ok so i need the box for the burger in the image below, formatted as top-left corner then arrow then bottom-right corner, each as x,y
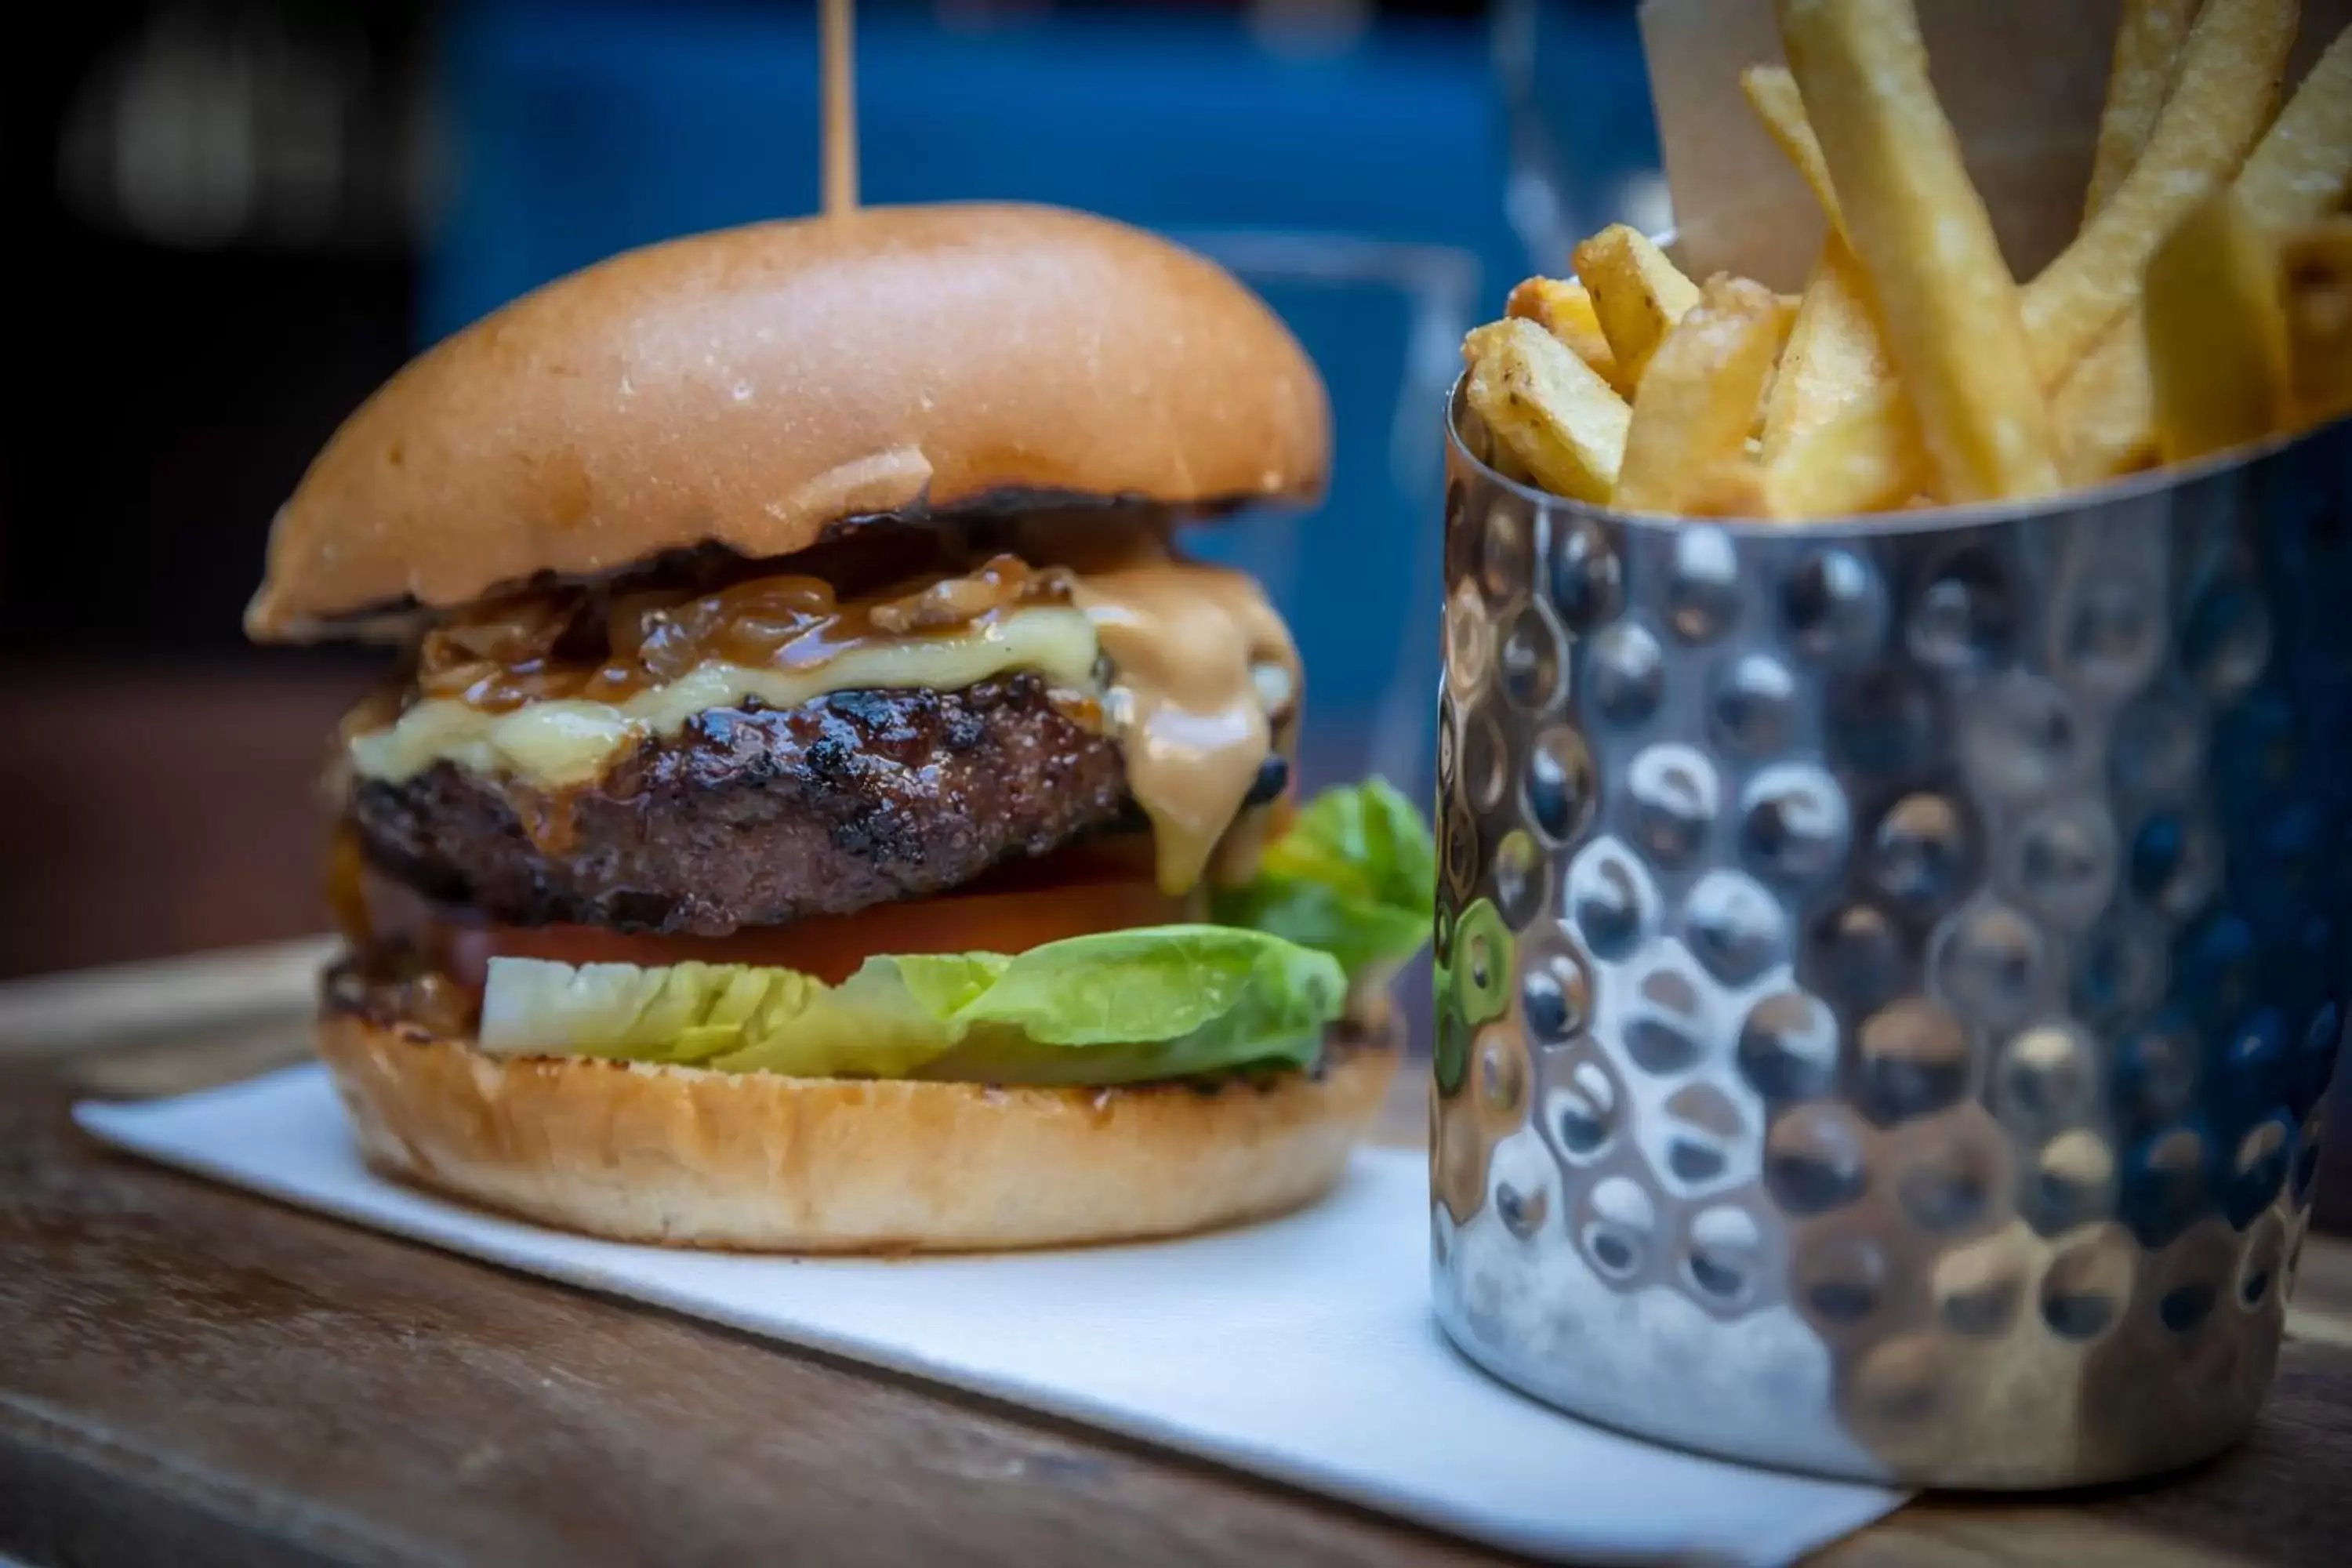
247,203 -> 1432,1251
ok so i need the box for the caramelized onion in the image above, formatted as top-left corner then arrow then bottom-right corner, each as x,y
412,556 -> 1076,713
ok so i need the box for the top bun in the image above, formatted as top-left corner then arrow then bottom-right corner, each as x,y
247,203 -> 1329,640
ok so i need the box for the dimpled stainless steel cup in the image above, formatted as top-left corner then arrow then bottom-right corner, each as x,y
1430,389 -> 2350,1487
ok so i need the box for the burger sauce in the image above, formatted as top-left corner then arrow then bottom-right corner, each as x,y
350,539 -> 1301,898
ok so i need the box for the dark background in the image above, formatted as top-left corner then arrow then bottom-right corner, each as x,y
7,0 -> 426,974
0,0 -> 1659,978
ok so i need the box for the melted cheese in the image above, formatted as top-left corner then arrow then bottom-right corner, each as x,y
345,539 -> 1301,896
1071,562 -> 1299,894
349,606 -> 1101,789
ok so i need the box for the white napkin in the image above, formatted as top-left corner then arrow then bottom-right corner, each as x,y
78,1066 -> 1900,1565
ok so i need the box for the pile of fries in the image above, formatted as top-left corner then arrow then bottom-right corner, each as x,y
1465,0 -> 2352,521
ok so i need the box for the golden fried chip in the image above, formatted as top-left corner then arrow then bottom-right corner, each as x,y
2238,26 -> 2352,231
2088,1 -> 2203,220
1615,276 -> 1791,514
2144,188 -> 2294,463
1763,376 -> 1932,517
1573,226 -> 1704,391
1777,0 -> 2060,503
2053,314 -> 2161,485
1762,238 -> 1896,458
1740,68 -> 1892,459
1507,277 -> 1624,390
2281,217 -> 2352,426
2024,0 -> 2299,387
1740,64 -> 1846,233
1462,319 -> 1632,505
1685,459 -> 1773,519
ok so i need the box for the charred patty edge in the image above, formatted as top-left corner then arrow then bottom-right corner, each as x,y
345,673 -> 1133,935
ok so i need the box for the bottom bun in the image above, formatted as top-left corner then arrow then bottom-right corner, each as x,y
318,1011 -> 1402,1252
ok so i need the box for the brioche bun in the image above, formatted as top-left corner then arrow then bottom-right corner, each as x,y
249,203 -> 1329,639
318,1009 -> 1399,1252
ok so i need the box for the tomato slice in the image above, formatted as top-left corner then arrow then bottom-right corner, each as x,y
450,876 -> 1199,987
350,838 -> 1198,990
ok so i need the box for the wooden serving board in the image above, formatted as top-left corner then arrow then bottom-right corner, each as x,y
3,942 -> 2349,1566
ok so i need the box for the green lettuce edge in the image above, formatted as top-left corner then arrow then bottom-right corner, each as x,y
475,779 -> 1434,1085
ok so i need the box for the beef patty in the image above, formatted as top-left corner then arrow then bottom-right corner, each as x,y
347,674 -> 1133,935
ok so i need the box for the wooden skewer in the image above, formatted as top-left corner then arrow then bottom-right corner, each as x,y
822,0 -> 858,216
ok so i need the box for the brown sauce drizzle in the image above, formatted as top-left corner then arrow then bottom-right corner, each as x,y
362,516 -> 1301,897
416,553 -> 1075,713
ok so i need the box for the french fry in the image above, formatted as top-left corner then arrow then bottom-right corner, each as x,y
1573,226 -> 1704,391
2047,24 -> 2351,487
1777,0 -> 2061,503
1686,460 -> 1773,519
1488,434 -> 1541,489
1461,319 -> 1632,505
2281,217 -> 2352,426
2238,26 -> 2352,231
2144,188 -> 2294,463
1751,205 -> 1929,521
1763,376 -> 1933,518
2023,0 -> 2299,388
2053,314 -> 2161,485
1740,65 -> 1846,233
1762,238 -> 1896,458
1615,277 -> 1790,514
2058,27 -> 2352,477
1752,299 -> 1803,439
1507,277 -> 1623,391
1741,68 -> 1913,482
1467,1 -> 2336,524
2087,0 -> 2203,220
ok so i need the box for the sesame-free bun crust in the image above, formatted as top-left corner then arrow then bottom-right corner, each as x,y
249,203 -> 1329,639
317,1010 -> 1399,1252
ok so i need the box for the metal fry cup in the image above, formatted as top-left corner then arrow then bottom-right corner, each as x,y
1430,389 -> 2350,1487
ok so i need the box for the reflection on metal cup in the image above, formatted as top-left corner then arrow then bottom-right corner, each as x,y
1431,383 -> 2349,1487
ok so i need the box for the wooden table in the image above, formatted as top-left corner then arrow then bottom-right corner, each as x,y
3,949 -> 2347,1567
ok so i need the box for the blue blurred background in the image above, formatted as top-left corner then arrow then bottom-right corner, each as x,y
5,0 -> 1664,976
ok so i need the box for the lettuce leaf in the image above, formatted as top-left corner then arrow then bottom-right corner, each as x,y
1214,778 -> 1436,988
475,956 -> 979,1077
914,927 -> 1344,1083
472,781 -> 1431,1085
478,927 -> 1344,1085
